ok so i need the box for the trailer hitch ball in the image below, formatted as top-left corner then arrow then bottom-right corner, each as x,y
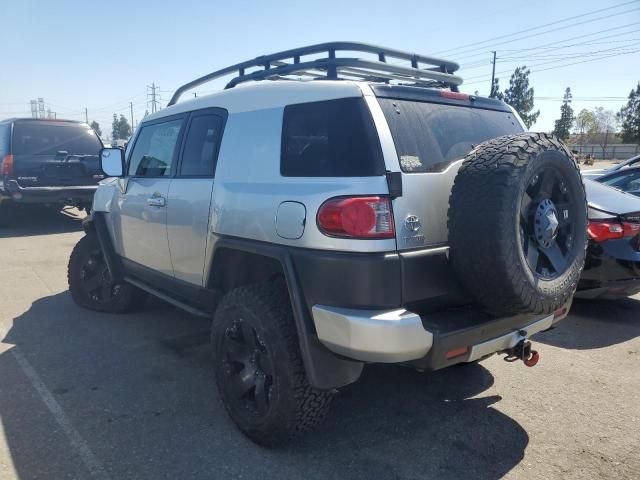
523,349 -> 539,367
504,339 -> 540,367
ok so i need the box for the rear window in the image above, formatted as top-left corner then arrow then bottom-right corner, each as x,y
12,122 -> 102,156
281,97 -> 384,177
378,99 -> 523,173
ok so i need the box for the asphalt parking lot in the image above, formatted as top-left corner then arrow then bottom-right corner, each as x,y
0,208 -> 639,480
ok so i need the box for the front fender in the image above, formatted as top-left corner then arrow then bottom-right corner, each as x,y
92,177 -> 120,213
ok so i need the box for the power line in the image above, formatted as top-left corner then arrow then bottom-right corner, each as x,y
463,41 -> 640,80
450,6 -> 640,60
432,1 -> 640,56
455,23 -> 640,64
464,48 -> 640,86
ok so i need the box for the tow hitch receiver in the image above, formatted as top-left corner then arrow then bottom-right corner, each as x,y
503,338 -> 540,367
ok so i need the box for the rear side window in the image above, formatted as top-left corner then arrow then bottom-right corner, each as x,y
281,97 -> 384,177
180,114 -> 223,176
128,119 -> 183,177
378,99 -> 523,173
11,122 -> 102,156
0,124 -> 9,157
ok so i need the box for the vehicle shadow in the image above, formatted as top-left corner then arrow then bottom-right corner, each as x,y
0,207 -> 84,238
534,297 -> 640,350
0,292 -> 528,480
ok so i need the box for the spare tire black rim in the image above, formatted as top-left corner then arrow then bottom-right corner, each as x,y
520,166 -> 575,279
221,319 -> 274,417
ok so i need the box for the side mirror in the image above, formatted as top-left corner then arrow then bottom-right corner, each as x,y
100,148 -> 125,177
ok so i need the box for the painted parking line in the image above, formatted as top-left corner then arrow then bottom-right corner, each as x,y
10,347 -> 110,480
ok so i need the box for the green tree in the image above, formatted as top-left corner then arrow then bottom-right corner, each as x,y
117,115 -> 131,139
552,87 -> 574,141
617,82 -> 640,144
111,114 -> 132,140
489,78 -> 504,101
503,66 -> 540,129
89,121 -> 102,137
111,114 -> 120,140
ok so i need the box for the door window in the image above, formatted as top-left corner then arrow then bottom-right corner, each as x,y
180,114 -> 223,176
128,119 -> 183,177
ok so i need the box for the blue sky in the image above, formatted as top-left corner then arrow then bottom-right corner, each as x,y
1,0 -> 639,136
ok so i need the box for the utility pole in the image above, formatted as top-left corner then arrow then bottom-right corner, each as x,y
130,102 -> 135,132
490,51 -> 497,97
147,83 -> 160,113
85,107 -> 88,124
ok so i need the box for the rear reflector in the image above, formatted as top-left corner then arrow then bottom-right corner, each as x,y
588,220 -> 640,242
554,307 -> 568,319
317,196 -> 394,239
1,154 -> 13,176
446,346 -> 469,360
439,91 -> 470,101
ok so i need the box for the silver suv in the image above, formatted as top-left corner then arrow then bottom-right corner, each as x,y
68,43 -> 588,445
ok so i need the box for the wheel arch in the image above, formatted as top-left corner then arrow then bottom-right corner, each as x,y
206,237 -> 364,390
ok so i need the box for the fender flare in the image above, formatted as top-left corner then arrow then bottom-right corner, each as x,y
82,212 -> 124,282
210,237 -> 364,390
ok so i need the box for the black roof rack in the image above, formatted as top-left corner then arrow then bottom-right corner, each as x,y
168,42 -> 462,106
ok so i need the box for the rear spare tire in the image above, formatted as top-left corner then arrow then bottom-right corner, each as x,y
448,132 -> 587,316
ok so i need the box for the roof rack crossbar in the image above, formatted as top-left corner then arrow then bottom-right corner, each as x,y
168,42 -> 461,106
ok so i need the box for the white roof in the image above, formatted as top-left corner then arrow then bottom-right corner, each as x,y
144,80 -> 365,122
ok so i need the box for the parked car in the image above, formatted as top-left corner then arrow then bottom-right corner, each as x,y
67,42 -> 587,445
0,118 -> 103,225
577,179 -> 640,299
594,165 -> 640,197
582,153 -> 640,179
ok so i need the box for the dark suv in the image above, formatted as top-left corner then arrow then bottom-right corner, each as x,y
0,118 -> 103,225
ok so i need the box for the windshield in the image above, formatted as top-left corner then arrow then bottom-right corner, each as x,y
12,122 -> 102,156
378,99 -> 523,173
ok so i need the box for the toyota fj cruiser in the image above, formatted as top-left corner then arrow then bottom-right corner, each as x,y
68,42 -> 588,445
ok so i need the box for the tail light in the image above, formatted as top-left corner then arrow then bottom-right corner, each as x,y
1,154 -> 13,176
588,220 -> 640,242
317,196 -> 395,239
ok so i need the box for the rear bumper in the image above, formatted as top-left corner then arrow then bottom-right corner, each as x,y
579,239 -> 640,297
575,278 -> 640,299
312,304 -> 559,368
1,181 -> 97,204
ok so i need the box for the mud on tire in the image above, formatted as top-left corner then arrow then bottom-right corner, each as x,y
448,132 -> 587,316
211,278 -> 332,446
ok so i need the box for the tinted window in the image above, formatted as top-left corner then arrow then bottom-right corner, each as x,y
0,124 -> 9,157
378,99 -> 523,173
600,170 -> 640,191
281,98 -> 384,177
12,122 -> 102,156
128,119 -> 183,177
180,114 -> 223,176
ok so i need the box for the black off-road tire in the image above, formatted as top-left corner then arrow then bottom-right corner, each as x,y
68,234 -> 146,313
211,278 -> 332,446
448,132 -> 587,316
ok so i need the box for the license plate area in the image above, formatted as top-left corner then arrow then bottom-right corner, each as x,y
44,163 -> 87,178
